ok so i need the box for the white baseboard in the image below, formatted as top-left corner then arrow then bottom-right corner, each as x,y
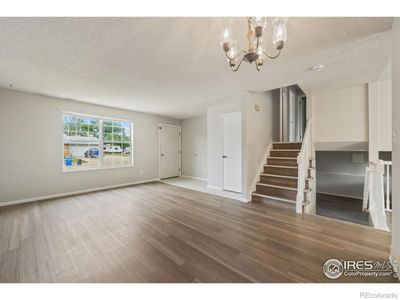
238,196 -> 251,203
206,185 -> 223,190
0,178 -> 160,207
316,191 -> 363,200
181,175 -> 207,181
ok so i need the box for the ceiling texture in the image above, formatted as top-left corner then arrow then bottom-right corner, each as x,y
0,17 -> 393,119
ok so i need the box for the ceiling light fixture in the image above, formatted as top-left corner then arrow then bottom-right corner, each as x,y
221,17 -> 288,72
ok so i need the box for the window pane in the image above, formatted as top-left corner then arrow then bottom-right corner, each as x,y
103,144 -> 114,167
121,122 -> 131,140
112,133 -> 122,142
112,126 -> 122,134
88,119 -> 100,139
101,133 -> 110,142
63,114 -> 132,171
64,143 -> 100,170
103,124 -> 112,134
102,142 -> 131,167
64,115 -> 100,141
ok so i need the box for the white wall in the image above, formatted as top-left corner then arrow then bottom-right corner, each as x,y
312,84 -> 369,150
368,62 -> 392,162
391,18 -> 400,265
181,115 -> 207,179
206,96 -> 243,190
378,79 -> 392,152
0,88 -> 180,204
243,90 -> 279,197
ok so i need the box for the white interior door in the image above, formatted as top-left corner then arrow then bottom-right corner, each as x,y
222,111 -> 242,193
159,124 -> 181,179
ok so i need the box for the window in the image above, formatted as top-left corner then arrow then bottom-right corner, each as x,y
63,113 -> 133,171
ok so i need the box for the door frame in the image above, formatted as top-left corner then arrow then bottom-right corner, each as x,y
221,111 -> 242,193
158,123 -> 182,179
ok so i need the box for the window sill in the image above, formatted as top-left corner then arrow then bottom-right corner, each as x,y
62,164 -> 134,173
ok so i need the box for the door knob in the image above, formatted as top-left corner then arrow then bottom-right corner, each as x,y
222,155 -> 227,158
161,153 -> 165,157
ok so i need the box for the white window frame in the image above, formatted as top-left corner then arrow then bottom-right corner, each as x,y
62,112 -> 134,172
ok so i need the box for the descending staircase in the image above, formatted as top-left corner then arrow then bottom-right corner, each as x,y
252,142 -> 313,210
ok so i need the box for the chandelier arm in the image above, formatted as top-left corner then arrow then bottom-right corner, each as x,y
262,49 -> 281,59
225,50 -> 247,61
231,56 -> 245,72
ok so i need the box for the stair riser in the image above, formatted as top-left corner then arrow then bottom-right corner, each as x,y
264,166 -> 298,177
273,143 -> 302,150
259,177 -> 310,189
260,176 -> 298,188
251,195 -> 296,209
267,158 -> 298,167
270,150 -> 299,158
256,185 -> 297,200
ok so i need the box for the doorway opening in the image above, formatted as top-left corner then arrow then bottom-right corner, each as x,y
280,85 -> 307,142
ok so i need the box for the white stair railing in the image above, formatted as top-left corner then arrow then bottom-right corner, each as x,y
363,160 -> 389,231
296,119 -> 312,214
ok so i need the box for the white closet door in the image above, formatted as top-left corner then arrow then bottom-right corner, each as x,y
222,111 -> 242,193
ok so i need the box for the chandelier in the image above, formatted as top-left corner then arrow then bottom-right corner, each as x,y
221,17 -> 288,72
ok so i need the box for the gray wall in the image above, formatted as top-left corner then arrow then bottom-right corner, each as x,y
0,88 -> 180,204
391,18 -> 400,263
181,115 -> 207,179
316,151 -> 368,199
243,90 -> 279,197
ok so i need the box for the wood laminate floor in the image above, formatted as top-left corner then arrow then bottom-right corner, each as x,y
0,182 -> 396,283
316,193 -> 372,227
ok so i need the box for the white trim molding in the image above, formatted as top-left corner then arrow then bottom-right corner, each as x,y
0,178 -> 160,207
180,175 -> 207,181
206,185 -> 223,190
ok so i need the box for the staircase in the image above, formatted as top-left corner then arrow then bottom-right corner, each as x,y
252,142 -> 313,210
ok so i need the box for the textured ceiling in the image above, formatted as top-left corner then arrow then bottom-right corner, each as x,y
0,17 -> 393,119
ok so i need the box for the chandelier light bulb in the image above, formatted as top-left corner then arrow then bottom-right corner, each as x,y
272,17 -> 288,45
252,17 -> 267,29
221,27 -> 233,46
228,43 -> 238,57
